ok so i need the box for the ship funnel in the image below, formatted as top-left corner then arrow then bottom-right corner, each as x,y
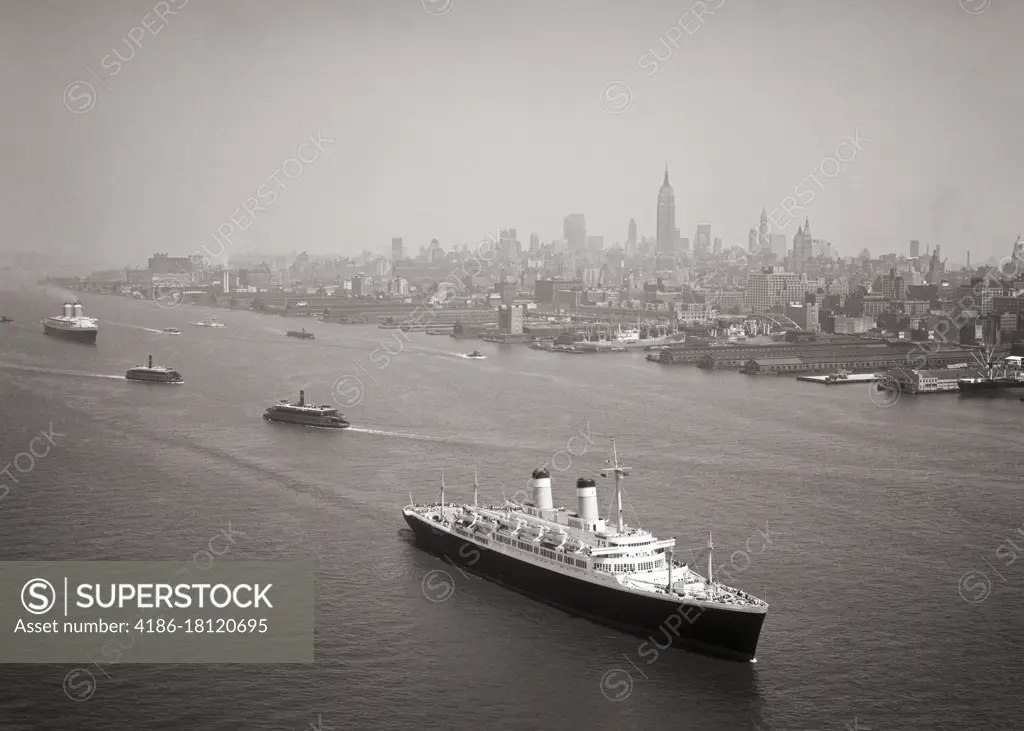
298,389 -> 305,406
576,477 -> 599,522
72,303 -> 83,318
148,355 -> 152,368
529,467 -> 553,510
63,303 -> 73,317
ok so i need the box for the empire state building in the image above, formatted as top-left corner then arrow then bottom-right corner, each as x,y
656,165 -> 675,254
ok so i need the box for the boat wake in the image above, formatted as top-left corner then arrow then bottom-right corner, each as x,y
0,363 -> 125,379
454,353 -> 486,360
345,427 -> 447,442
105,321 -> 164,334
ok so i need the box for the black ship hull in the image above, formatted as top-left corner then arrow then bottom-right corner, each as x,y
262,413 -> 349,428
404,514 -> 765,661
125,371 -> 183,384
43,324 -> 97,344
957,379 -> 1024,394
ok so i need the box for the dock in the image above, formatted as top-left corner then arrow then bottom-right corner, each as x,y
796,373 -> 878,385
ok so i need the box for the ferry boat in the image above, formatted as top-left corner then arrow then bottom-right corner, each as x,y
286,328 -> 315,340
44,302 -> 98,343
403,441 -> 768,662
161,327 -> 181,335
465,350 -> 486,359
193,318 -> 225,328
263,389 -> 350,428
125,355 -> 183,384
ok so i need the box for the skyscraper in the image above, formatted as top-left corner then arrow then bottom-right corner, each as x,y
530,233 -> 540,251
694,224 -> 711,255
627,218 -> 637,254
391,237 -> 403,261
758,208 -> 769,253
564,214 -> 586,253
656,166 -> 675,255
792,218 -> 813,272
910,240 -> 920,258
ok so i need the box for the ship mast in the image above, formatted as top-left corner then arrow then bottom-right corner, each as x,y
707,532 -> 714,586
473,469 -> 479,507
604,438 -> 630,533
440,469 -> 445,510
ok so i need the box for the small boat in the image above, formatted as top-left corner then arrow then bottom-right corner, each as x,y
825,369 -> 850,383
0,316 -> 11,323
125,355 -> 184,384
193,318 -> 225,328
465,350 -> 486,359
161,327 -> 181,335
286,328 -> 315,340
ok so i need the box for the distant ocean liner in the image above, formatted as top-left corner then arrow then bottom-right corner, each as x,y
403,440 -> 768,661
44,302 -> 98,343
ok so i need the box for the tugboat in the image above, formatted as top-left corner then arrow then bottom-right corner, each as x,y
403,440 -> 768,662
161,327 -> 181,335
193,318 -> 225,328
44,302 -> 98,343
125,355 -> 184,384
286,328 -> 315,340
263,389 -> 350,428
465,350 -> 486,359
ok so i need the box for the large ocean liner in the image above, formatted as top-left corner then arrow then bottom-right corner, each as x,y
403,441 -> 768,661
44,302 -> 98,343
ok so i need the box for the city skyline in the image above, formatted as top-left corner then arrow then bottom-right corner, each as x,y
3,0 -> 1022,270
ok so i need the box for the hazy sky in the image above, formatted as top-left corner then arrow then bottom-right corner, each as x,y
2,0 -> 1022,270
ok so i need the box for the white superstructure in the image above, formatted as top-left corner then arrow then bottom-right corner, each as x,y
403,441 -> 766,614
44,302 -> 98,331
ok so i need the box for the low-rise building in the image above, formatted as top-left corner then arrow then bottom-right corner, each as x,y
883,366 -> 987,393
